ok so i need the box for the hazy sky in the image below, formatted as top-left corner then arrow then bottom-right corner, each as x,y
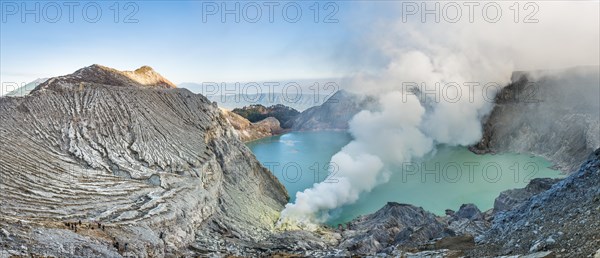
1,1 -> 598,96
1,1 -> 369,88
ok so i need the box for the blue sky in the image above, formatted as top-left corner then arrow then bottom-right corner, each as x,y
2,1 -> 598,96
1,1 -> 389,91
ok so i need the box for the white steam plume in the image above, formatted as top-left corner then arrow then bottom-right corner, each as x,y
278,1 -> 599,227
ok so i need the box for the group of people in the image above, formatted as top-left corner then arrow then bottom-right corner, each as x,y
63,220 -> 170,254
64,220 -> 106,232
113,240 -> 128,253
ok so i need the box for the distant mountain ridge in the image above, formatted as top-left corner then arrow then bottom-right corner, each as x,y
290,90 -> 377,131
232,104 -> 299,129
3,78 -> 48,97
179,80 -> 340,111
206,92 -> 330,111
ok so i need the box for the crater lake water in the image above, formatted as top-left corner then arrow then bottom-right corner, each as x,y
247,131 -> 563,225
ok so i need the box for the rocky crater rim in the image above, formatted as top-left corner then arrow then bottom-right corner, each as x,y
30,64 -> 177,94
84,64 -> 177,88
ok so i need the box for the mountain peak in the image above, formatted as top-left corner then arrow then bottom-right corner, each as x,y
122,65 -> 176,88
78,64 -> 176,88
134,65 -> 155,73
33,65 -> 176,93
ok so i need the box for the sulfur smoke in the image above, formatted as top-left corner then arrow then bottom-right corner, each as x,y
278,1 -> 600,227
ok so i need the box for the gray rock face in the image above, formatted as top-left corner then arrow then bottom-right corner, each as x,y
290,90 -> 377,131
472,66 -> 600,172
447,218 -> 490,239
494,178 -> 561,212
338,202 -> 451,255
474,148 -> 600,257
0,65 -> 288,257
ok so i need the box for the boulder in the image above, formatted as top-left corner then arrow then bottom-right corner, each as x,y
455,204 -> 483,221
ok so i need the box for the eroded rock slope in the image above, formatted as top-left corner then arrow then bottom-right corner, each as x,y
0,65 -> 288,257
473,66 -> 600,172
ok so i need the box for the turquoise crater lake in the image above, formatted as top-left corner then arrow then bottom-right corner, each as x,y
247,131 -> 563,225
